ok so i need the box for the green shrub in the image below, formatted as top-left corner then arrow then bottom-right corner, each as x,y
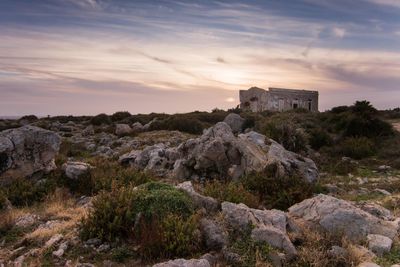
137,213 -> 201,259
111,111 -> 131,122
344,116 -> 393,138
264,120 -> 308,152
203,180 -> 259,208
80,182 -> 194,242
150,116 -> 204,134
227,224 -> 272,267
242,164 -> 315,210
0,190 -> 6,210
339,137 -> 376,159
61,158 -> 152,195
3,177 -> 56,207
309,128 -> 333,150
90,113 -> 111,126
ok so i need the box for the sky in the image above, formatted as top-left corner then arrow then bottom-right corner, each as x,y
0,0 -> 399,116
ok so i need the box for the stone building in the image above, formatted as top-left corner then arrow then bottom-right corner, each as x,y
239,87 -> 319,112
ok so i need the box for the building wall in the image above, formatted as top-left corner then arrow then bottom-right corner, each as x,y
240,87 -> 319,112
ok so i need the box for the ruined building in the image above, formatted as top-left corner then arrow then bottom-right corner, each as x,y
239,87 -> 319,112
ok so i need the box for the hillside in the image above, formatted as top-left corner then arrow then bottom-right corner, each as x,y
1,102 -> 400,267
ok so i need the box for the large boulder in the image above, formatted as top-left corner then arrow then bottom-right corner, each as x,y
176,181 -> 219,213
120,122 -> 318,183
223,113 -> 245,134
221,202 -> 297,257
288,194 -> 400,242
0,126 -> 61,181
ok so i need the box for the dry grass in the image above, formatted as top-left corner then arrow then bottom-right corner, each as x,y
25,188 -> 87,242
288,221 -> 366,267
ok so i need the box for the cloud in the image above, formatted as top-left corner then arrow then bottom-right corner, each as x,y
332,27 -> 346,38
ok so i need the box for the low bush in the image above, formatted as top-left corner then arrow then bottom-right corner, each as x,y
111,111 -> 131,122
90,113 -> 111,126
80,182 -> 193,238
137,213 -> 201,259
242,164 -> 315,210
61,158 -> 153,195
264,120 -> 308,153
309,128 -> 333,150
150,116 -> 204,134
203,180 -> 259,208
3,177 -> 56,207
339,137 -> 376,159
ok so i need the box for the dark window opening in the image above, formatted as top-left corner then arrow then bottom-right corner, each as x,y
308,102 -> 312,111
293,103 -> 298,109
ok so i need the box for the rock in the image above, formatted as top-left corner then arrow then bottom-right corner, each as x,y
52,241 -> 68,258
221,202 -> 296,257
200,253 -> 218,266
45,234 -> 63,248
176,181 -> 219,213
85,238 -> 102,247
367,234 -> 392,256
357,203 -> 393,220
62,161 -> 92,180
288,194 -> 399,242
328,245 -> 348,258
13,255 -> 25,267
153,258 -> 210,267
222,202 -> 286,231
378,165 -> 391,172
223,113 -> 245,134
358,263 -> 381,267
222,247 -> 242,265
120,122 -> 318,183
200,218 -> 228,250
115,124 -> 132,136
131,122 -> 144,133
251,226 -> 297,258
0,126 -> 61,181
97,243 -> 110,252
373,189 -> 391,196
82,125 -> 95,136
15,214 -> 40,227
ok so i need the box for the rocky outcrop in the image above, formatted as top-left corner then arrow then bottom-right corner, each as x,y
0,126 -> 61,181
223,113 -> 245,134
120,122 -> 318,183
288,194 -> 400,242
221,202 -> 297,258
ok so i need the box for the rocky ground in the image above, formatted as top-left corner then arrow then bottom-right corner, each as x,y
1,109 -> 400,267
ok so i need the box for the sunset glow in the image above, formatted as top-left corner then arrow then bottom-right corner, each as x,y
0,0 -> 399,115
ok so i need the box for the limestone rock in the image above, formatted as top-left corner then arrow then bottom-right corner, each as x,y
288,194 -> 399,242
223,113 -> 245,134
153,258 -> 210,267
15,214 -> 40,227
62,161 -> 92,180
176,181 -> 219,213
115,124 -> 132,136
45,234 -> 63,248
0,126 -> 61,181
221,201 -> 296,257
131,122 -> 144,133
200,218 -> 228,250
120,122 -> 318,183
367,234 -> 392,256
